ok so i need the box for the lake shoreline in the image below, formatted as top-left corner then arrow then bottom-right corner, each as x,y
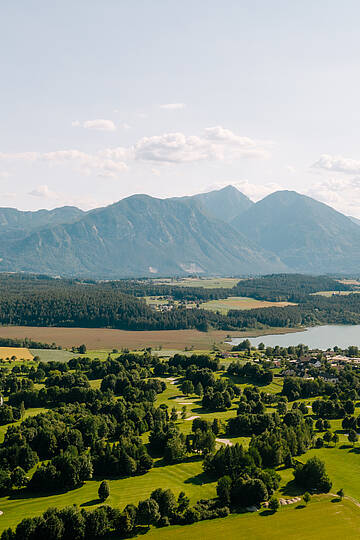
228,324 -> 360,349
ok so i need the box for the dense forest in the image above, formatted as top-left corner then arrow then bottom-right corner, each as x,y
0,273 -> 358,332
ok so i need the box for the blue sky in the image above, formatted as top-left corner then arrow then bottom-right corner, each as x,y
1,0 -> 360,215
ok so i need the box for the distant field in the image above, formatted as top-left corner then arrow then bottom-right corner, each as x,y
0,326 -> 233,350
0,326 -> 304,351
337,279 -> 360,286
144,497 -> 360,540
200,296 -> 296,314
29,349 -> 75,362
311,290 -> 360,297
155,277 -> 240,288
0,347 -> 33,361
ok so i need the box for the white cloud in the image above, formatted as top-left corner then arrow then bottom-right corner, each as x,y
305,176 -> 360,217
72,119 -> 117,131
312,154 -> 360,175
134,126 -> 270,163
160,103 -> 186,110
0,149 -> 128,178
28,184 -> 59,199
136,112 -> 148,119
0,126 -> 268,180
83,119 -> 117,131
0,151 -> 39,162
0,171 -> 11,178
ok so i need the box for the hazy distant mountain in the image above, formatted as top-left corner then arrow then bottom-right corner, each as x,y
174,185 -> 253,223
0,187 -> 359,277
0,194 -> 285,278
0,206 -> 84,243
231,190 -> 360,273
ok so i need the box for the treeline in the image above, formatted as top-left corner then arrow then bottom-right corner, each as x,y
0,486 -> 230,540
231,274 -> 352,302
0,337 -> 60,349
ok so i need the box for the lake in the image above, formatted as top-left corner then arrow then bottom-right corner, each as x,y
229,325 -> 360,349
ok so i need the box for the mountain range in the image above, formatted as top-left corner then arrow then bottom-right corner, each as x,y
0,185 -> 359,277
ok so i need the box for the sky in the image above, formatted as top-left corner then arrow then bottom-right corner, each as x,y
1,0 -> 360,216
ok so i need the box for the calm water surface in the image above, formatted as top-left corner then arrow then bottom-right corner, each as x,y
229,325 -> 360,349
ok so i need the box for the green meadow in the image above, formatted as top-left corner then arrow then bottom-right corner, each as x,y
144,497 -> 360,540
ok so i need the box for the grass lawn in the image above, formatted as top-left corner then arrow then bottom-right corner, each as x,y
301,443 -> 360,501
29,349 -> 75,362
143,497 -> 360,540
200,296 -> 296,314
0,459 -> 216,532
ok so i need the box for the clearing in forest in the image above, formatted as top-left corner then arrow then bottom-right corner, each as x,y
200,296 -> 296,314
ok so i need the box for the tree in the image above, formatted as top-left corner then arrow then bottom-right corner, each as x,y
211,418 -> 221,436
11,466 -> 28,488
268,496 -> 280,512
294,457 -> 332,493
332,432 -> 339,446
344,400 -> 355,415
98,480 -> 110,501
15,517 -> 37,540
150,488 -> 177,518
78,344 -> 87,354
217,476 -> 232,506
323,430 -> 332,446
181,380 -> 194,396
337,488 -> 344,500
177,491 -> 190,513
348,429 -> 358,446
303,492 -> 311,505
20,401 -> 25,419
137,498 -> 160,528
181,406 -> 187,420
315,418 -> 324,431
85,506 -> 109,537
277,402 -> 287,415
170,407 -> 177,422
298,402 -> 308,415
41,508 -> 65,540
195,382 -> 203,397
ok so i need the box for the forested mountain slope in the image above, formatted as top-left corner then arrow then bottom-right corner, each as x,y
0,195 -> 285,278
231,190 -> 360,273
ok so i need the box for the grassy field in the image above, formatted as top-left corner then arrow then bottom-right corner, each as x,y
311,290 -> 360,297
144,497 -> 360,540
0,347 -> 33,361
337,279 -> 360,286
0,326 -> 309,351
29,349 -> 75,362
302,443 -> 360,502
200,296 -> 296,314
0,327 -> 234,350
154,278 -> 240,288
0,460 -> 216,532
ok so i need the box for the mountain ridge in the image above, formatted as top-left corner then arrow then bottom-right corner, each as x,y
0,186 -> 358,277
